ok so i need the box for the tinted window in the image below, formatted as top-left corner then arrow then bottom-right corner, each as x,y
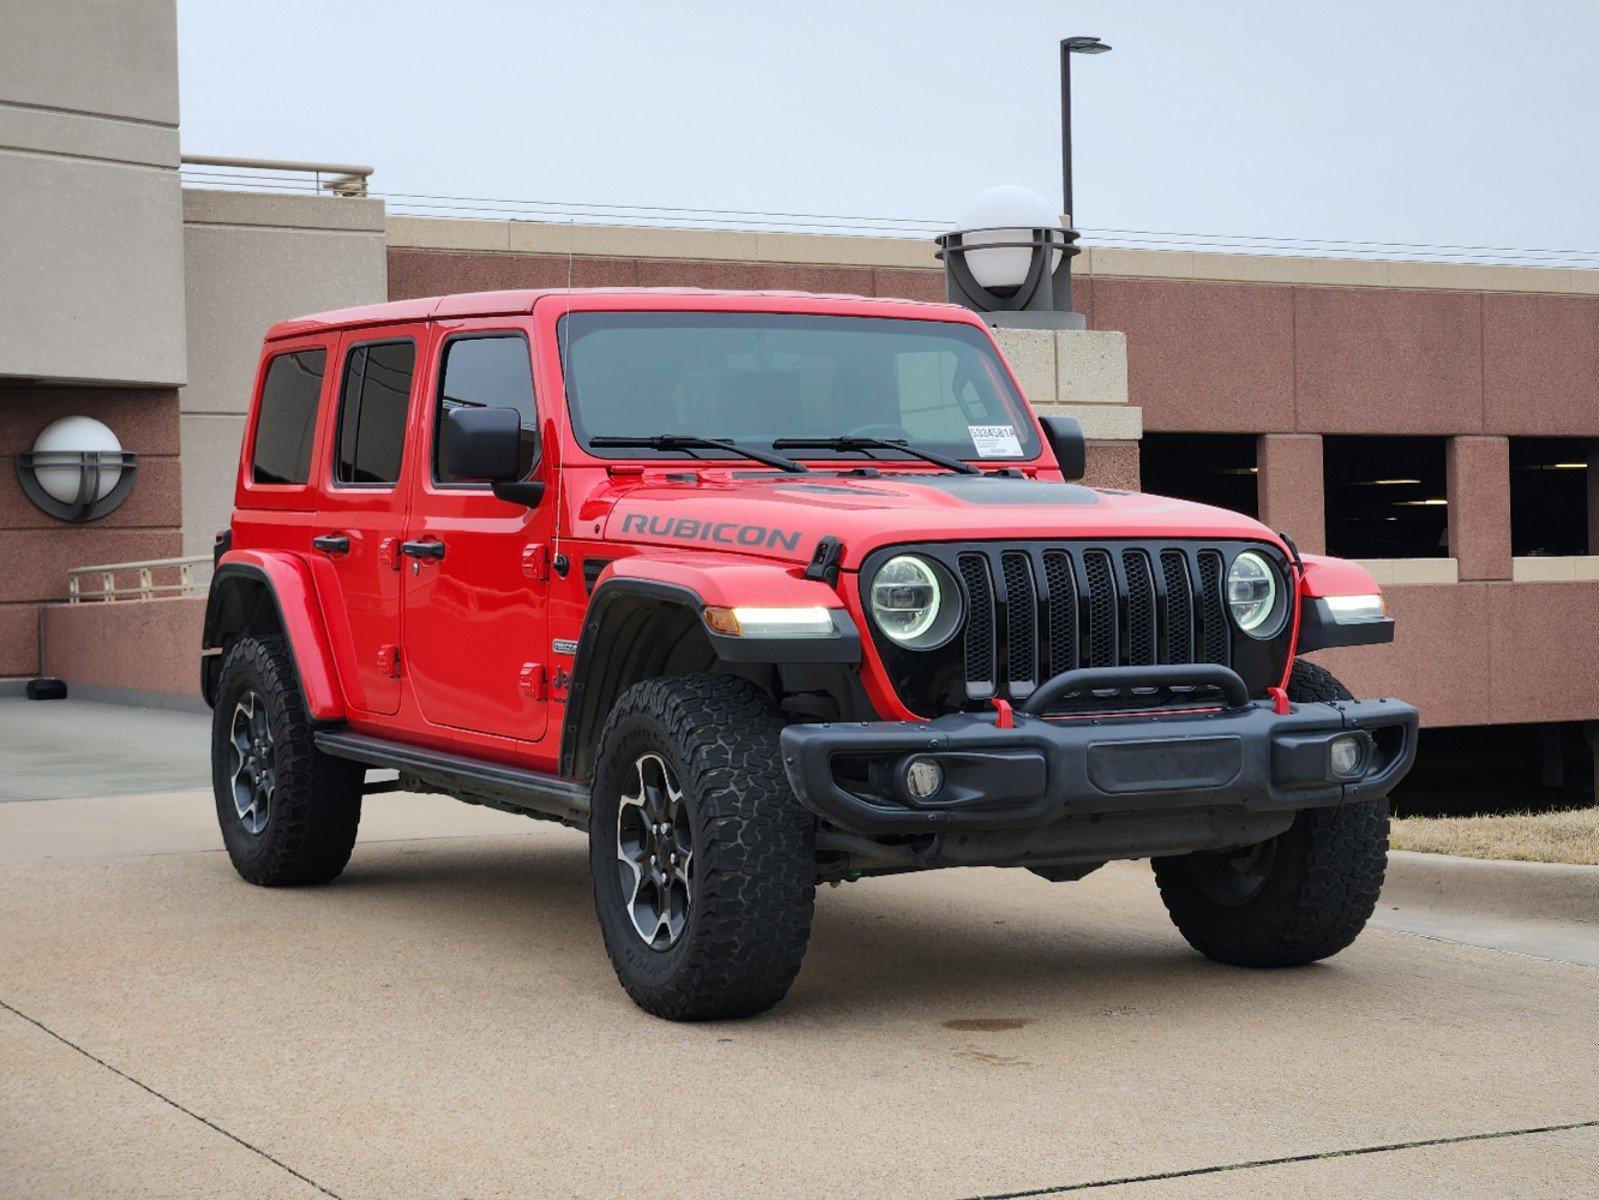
559,313 -> 1039,463
335,341 -> 416,485
435,335 -> 537,483
252,349 -> 326,484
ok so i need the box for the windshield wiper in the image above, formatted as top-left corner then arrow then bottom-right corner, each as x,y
589,435 -> 808,474
772,436 -> 981,476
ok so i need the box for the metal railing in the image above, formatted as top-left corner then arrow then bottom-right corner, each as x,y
180,154 -> 373,198
68,556 -> 213,604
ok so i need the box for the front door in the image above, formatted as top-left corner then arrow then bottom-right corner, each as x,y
402,322 -> 551,742
313,330 -> 422,717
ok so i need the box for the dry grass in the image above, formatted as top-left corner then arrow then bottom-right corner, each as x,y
1390,807 -> 1599,866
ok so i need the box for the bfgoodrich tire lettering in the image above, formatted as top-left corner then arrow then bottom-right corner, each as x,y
211,634 -> 363,886
1152,660 -> 1389,967
589,675 -> 816,1020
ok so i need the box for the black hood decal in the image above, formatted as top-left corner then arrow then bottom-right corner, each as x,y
888,474 -> 1102,505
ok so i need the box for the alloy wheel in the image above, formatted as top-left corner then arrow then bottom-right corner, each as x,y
615,752 -> 695,950
229,692 -> 275,835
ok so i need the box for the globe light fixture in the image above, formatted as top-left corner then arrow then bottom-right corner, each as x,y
15,416 -> 138,522
935,185 -> 1081,329
936,35 -> 1112,330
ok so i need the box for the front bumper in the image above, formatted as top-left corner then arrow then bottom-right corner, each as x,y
779,668 -> 1417,837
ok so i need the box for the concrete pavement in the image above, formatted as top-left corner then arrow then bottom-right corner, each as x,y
0,698 -> 209,801
2,788 -> 1596,1198
2,697 -> 1597,1197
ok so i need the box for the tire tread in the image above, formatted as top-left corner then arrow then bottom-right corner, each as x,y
212,635 -> 362,887
1152,660 -> 1389,967
591,675 -> 815,1020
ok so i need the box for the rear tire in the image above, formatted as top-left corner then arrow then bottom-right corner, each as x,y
211,634 -> 363,886
1152,660 -> 1389,967
589,676 -> 815,1020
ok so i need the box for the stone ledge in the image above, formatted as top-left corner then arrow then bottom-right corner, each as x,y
385,215 -> 1599,295
1511,556 -> 1599,582
1355,557 -> 1461,586
1033,402 -> 1143,442
184,189 -> 387,234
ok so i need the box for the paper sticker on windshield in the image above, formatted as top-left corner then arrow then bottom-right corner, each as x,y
968,424 -> 1023,458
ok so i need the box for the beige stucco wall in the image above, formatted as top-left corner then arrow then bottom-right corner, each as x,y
0,0 -> 186,386
993,328 -> 1139,442
179,190 -> 388,552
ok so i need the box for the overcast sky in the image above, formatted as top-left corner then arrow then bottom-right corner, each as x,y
176,0 -> 1599,266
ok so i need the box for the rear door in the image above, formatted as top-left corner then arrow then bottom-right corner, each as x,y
401,322 -> 552,741
312,329 -> 423,717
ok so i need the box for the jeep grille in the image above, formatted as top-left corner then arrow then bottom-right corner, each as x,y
955,544 -> 1231,702
860,540 -> 1293,715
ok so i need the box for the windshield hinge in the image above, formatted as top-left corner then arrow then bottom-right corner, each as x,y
804,535 -> 845,585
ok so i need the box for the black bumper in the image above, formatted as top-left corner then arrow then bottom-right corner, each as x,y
779,671 -> 1417,837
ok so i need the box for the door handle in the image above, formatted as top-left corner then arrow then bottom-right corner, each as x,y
399,539 -> 446,561
312,533 -> 351,555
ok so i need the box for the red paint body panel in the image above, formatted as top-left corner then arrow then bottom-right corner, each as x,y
1299,554 -> 1382,598
216,548 -> 345,721
598,550 -> 841,609
222,288 -> 1390,776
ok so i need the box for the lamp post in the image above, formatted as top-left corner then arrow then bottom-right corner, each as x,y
1060,35 -> 1112,231
936,34 -> 1112,330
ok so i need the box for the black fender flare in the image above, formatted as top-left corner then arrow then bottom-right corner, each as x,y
558,578 -> 860,778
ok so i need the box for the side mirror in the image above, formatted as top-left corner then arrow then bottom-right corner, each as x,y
443,407 -> 545,506
444,407 -> 522,481
1038,415 -> 1086,482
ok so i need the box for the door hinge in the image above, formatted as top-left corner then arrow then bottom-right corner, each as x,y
522,542 -> 549,582
379,536 -> 401,570
518,661 -> 547,700
377,644 -> 402,677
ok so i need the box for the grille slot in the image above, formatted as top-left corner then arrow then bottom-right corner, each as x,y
1122,550 -> 1157,667
1042,551 -> 1078,678
1196,550 -> 1231,665
1082,550 -> 1117,668
999,552 -> 1038,696
958,553 -> 996,699
1160,550 -> 1195,664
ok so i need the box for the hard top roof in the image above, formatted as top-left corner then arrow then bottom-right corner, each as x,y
264,287 -> 974,341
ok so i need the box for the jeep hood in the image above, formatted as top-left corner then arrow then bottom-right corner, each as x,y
597,471 -> 1284,568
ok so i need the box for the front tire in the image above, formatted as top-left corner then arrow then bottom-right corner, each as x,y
211,634 -> 363,886
1152,661 -> 1389,967
589,676 -> 815,1020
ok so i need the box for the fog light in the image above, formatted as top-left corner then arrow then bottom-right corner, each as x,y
1329,735 -> 1366,780
904,757 -> 945,800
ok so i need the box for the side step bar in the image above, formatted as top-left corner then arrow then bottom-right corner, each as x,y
314,730 -> 589,829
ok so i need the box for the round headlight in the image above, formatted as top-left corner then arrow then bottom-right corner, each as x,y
870,555 -> 944,645
1227,551 -> 1280,636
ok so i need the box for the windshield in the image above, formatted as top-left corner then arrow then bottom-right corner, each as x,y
559,312 -> 1041,464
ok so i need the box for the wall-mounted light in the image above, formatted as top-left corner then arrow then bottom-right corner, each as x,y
14,416 -> 138,522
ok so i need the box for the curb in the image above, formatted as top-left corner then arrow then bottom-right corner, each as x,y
1384,850 -> 1599,923
1375,850 -> 1599,966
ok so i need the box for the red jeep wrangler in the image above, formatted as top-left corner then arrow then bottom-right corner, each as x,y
203,288 -> 1415,1020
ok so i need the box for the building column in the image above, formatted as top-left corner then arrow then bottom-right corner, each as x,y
1447,436 -> 1511,580
1257,434 -> 1325,554
994,327 -> 1141,491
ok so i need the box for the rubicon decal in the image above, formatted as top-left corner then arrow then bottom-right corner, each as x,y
618,512 -> 803,552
